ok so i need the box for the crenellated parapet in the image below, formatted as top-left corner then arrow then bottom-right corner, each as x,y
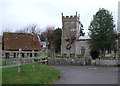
62,12 -> 79,22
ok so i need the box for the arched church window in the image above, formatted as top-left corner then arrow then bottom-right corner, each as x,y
81,47 -> 85,55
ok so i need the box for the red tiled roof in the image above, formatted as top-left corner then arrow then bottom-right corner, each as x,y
3,33 -> 41,50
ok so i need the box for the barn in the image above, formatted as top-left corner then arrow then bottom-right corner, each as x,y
2,32 -> 41,58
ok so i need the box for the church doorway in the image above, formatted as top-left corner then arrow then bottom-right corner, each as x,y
90,51 -> 99,59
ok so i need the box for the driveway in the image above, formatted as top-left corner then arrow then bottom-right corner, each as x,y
51,66 -> 119,84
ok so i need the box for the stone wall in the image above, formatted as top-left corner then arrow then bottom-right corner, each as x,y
48,58 -> 91,65
48,58 -> 118,66
3,58 -> 32,66
96,59 -> 118,66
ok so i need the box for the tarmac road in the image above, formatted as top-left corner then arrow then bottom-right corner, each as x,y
51,66 -> 119,84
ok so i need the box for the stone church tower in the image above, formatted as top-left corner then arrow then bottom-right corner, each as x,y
61,12 -> 80,57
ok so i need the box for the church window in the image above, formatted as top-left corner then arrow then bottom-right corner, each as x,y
81,47 -> 85,55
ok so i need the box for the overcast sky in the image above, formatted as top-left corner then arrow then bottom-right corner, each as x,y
0,0 -> 120,36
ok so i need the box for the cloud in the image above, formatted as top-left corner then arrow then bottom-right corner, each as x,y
0,0 -> 119,35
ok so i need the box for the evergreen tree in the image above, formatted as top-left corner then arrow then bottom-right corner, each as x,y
79,22 -> 85,36
52,28 -> 62,53
88,8 -> 116,58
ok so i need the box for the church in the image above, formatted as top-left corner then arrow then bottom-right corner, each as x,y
61,12 -> 119,58
61,12 -> 91,58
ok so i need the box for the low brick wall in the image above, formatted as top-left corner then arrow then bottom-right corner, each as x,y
96,59 -> 118,66
48,58 -> 91,65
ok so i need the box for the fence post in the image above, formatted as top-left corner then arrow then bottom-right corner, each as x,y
40,51 -> 42,65
18,49 -> 21,72
3,52 -> 6,66
32,50 -> 35,69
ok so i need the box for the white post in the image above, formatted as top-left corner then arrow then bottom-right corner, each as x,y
32,50 -> 34,68
18,49 -> 21,72
16,53 -> 17,58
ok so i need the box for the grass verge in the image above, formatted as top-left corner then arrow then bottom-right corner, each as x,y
0,61 -> 2,66
2,63 -> 61,84
0,61 -> 4,66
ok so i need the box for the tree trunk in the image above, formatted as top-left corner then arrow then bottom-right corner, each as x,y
51,50 -> 53,58
101,50 -> 105,59
54,50 -> 55,58
101,51 -> 104,59
48,49 -> 50,57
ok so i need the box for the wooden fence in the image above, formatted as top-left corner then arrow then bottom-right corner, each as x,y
1,49 -> 48,72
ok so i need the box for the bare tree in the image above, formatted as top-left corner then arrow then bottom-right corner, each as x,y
15,24 -> 41,34
15,29 -> 27,33
45,26 -> 54,44
40,26 -> 55,57
2,28 -> 13,33
40,32 -> 46,41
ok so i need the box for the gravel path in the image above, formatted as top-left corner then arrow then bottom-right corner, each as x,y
51,66 -> 119,84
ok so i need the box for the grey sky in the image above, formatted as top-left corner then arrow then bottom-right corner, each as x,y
0,0 -> 119,36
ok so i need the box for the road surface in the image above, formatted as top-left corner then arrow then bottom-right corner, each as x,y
51,66 -> 119,84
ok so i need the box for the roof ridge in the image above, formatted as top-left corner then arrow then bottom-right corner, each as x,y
3,32 -> 32,35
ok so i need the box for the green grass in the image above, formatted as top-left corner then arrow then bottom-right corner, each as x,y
103,57 -> 115,60
0,62 -> 2,66
0,69 -> 1,86
37,53 -> 41,57
48,53 -> 60,57
55,53 -> 60,56
104,57 -> 113,58
2,63 -> 61,84
0,61 -> 4,66
37,52 -> 47,57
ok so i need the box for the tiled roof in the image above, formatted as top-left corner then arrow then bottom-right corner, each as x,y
77,35 -> 90,41
78,35 -> 90,40
3,33 -> 41,50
